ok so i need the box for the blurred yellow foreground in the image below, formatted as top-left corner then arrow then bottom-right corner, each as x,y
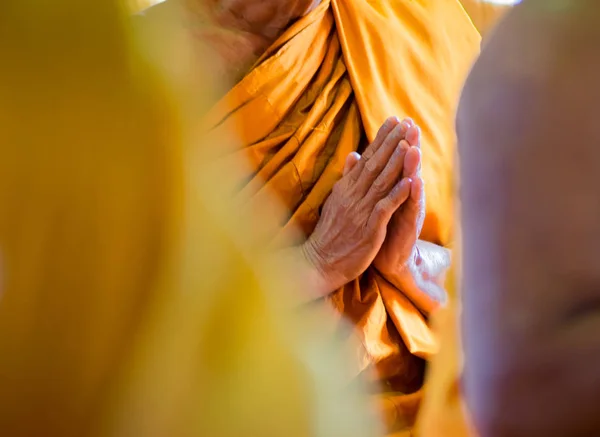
0,1 -> 376,437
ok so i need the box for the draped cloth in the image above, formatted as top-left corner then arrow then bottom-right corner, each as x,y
459,0 -> 513,38
415,3 -> 515,436
0,1 -> 380,436
203,0 -> 480,433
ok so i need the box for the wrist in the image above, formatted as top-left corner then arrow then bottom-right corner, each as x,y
301,239 -> 339,295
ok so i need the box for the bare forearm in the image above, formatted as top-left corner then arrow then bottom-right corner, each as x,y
380,240 -> 450,314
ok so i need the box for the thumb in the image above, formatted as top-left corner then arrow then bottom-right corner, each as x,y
404,176 -> 426,236
370,177 -> 412,229
343,152 -> 361,176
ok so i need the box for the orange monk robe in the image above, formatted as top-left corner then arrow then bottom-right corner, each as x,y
460,0 -> 513,38
415,3 -> 516,436
0,2 -> 380,437
414,246 -> 477,436
203,0 -> 480,433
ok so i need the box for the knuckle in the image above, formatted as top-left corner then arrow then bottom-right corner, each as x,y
341,194 -> 353,209
380,138 -> 400,156
330,184 -> 350,207
374,202 -> 389,218
364,158 -> 378,173
371,176 -> 388,193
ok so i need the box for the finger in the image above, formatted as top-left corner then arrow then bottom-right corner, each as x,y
366,141 -> 409,201
343,152 -> 361,176
355,121 -> 411,194
405,125 -> 421,148
351,117 -> 409,180
369,177 -> 412,227
405,176 -> 426,236
361,117 -> 400,162
410,176 -> 425,204
403,146 -> 422,178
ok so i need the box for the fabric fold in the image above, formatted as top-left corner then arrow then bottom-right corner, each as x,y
203,0 -> 480,431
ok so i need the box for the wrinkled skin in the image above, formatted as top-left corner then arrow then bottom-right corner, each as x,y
137,0 -> 320,85
138,0 -> 448,307
374,120 -> 425,277
304,117 -> 417,292
197,0 -> 321,38
181,0 -> 322,83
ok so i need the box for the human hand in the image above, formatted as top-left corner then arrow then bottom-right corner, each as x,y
302,117 -> 414,293
373,119 -> 425,279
